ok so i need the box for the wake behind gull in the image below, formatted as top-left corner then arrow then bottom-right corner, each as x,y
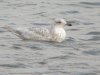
4,19 -> 72,42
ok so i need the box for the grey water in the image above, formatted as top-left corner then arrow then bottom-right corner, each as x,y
0,0 -> 100,75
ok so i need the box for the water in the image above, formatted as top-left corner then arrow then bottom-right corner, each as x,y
0,0 -> 100,75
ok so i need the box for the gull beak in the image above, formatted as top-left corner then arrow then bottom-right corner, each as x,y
67,23 -> 72,26
66,21 -> 72,26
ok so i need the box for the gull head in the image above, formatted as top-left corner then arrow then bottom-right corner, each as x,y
55,19 -> 72,27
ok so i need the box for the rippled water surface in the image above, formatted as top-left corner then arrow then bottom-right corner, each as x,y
0,0 -> 100,75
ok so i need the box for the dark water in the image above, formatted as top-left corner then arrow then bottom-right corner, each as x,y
0,0 -> 100,75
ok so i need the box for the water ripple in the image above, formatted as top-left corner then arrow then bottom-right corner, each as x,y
67,11 -> 79,14
80,2 -> 100,6
26,44 -> 43,50
87,32 -> 100,35
88,36 -> 100,41
82,49 -> 100,55
0,0 -> 100,75
0,63 -> 26,68
76,72 -> 97,75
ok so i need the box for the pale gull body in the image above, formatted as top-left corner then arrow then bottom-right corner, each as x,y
4,19 -> 72,42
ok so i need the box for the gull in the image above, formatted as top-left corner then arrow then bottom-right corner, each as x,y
4,19 -> 72,42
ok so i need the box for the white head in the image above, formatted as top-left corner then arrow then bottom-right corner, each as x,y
54,19 -> 72,27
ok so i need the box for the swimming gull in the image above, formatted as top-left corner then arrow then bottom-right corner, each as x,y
4,19 -> 72,42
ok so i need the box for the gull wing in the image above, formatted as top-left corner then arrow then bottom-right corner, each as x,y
28,26 -> 51,38
4,26 -> 52,40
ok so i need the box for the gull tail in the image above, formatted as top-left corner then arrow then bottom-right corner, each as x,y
4,25 -> 24,39
4,25 -> 21,35
4,25 -> 15,32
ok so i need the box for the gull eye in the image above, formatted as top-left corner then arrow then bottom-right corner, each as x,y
56,21 -> 61,23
